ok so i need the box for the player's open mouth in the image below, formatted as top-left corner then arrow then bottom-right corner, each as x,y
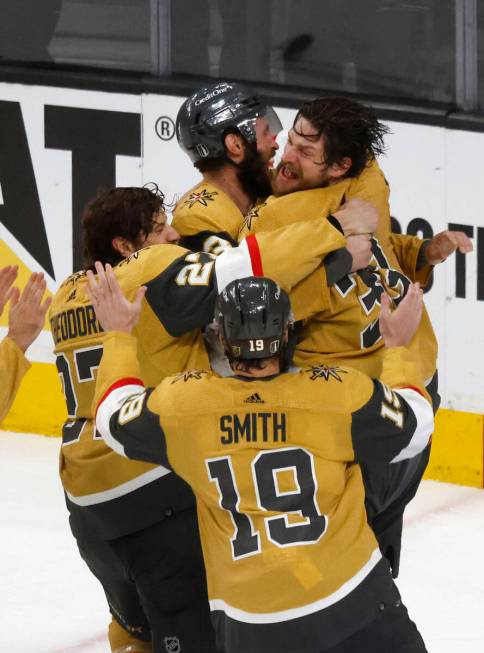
279,164 -> 298,180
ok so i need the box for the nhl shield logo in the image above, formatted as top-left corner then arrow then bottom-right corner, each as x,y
164,636 -> 181,653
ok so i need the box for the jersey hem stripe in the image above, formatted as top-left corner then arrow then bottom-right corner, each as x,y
65,464 -> 172,506
208,548 -> 382,623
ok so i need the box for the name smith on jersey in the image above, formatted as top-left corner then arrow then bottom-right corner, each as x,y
220,412 -> 287,444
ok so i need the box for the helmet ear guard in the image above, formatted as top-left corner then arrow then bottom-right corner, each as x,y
215,277 -> 294,371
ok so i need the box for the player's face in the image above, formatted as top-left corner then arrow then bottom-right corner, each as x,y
272,116 -> 334,195
255,116 -> 279,169
141,211 -> 180,247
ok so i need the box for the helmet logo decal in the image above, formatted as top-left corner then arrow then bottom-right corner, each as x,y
184,189 -> 218,208
194,85 -> 228,106
270,339 -> 280,354
196,143 -> 210,158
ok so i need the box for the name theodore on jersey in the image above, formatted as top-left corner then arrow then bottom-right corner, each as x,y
50,305 -> 103,344
220,412 -> 287,444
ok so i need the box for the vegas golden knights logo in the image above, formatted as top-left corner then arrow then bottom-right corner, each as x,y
184,188 -> 218,208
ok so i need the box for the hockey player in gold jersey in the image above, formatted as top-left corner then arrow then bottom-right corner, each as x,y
0,266 -> 51,423
51,186 -> 373,652
90,268 -> 432,653
242,96 -> 473,575
173,81 -> 281,253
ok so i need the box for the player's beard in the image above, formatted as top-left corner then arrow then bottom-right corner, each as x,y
236,147 -> 274,203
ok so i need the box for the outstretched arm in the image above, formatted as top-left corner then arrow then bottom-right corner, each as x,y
350,282 -> 434,464
7,272 -> 52,353
1,270 -> 51,422
87,263 -> 169,466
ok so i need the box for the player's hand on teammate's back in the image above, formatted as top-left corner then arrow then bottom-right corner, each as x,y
424,230 -> 473,265
0,265 -> 19,315
86,261 -> 146,334
333,198 -> 378,236
7,272 -> 52,352
379,282 -> 423,348
346,234 -> 373,271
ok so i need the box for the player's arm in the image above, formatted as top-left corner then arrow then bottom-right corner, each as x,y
87,264 -> 172,466
144,217 -> 347,337
0,336 -> 31,422
94,332 -> 172,467
350,282 -> 434,464
389,233 -> 434,286
0,270 -> 51,422
350,346 -> 434,464
391,230 -> 473,285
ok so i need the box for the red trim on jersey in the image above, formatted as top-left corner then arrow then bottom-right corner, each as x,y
246,234 -> 264,276
96,377 -> 145,417
400,384 -> 425,398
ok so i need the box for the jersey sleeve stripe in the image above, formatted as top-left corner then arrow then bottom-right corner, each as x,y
400,384 -> 425,398
245,234 -> 264,276
96,381 -> 146,457
390,387 -> 434,463
214,238 -> 263,292
96,377 -> 145,417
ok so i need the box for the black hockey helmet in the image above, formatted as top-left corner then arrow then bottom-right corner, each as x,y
215,277 -> 292,365
176,81 -> 282,164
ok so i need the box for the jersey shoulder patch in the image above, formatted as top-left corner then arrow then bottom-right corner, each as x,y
298,362 -> 374,413
173,183 -> 243,239
300,363 -> 349,383
169,369 -> 210,384
183,187 -> 219,209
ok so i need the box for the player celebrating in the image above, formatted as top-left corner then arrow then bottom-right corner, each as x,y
243,96 -> 473,575
90,268 -> 432,653
173,81 -> 281,253
50,184 -> 371,652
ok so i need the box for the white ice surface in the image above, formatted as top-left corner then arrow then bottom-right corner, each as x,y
1,431 -> 483,652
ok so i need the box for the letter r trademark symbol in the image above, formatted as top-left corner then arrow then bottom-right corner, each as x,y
155,116 -> 176,141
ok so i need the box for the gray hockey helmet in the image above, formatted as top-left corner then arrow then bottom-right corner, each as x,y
215,277 -> 292,362
176,81 -> 282,164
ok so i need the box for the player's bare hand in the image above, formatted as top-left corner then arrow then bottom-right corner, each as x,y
425,230 -> 473,265
333,198 -> 378,236
0,265 -> 18,315
86,261 -> 146,334
7,272 -> 52,353
380,282 -> 423,348
347,234 -> 373,271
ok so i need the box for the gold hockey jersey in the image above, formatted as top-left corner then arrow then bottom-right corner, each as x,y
243,169 -> 438,385
95,332 -> 434,653
0,336 -> 30,422
172,181 -> 245,253
50,222 -> 345,538
240,159 -> 390,240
